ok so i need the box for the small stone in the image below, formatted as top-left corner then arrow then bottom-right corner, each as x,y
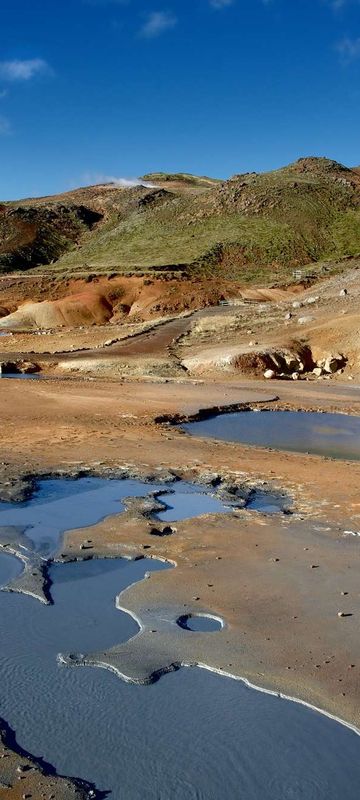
340,288 -> 348,297
310,564 -> 319,569
264,369 -> 276,380
291,372 -> 300,380
298,315 -> 315,325
292,300 -> 303,309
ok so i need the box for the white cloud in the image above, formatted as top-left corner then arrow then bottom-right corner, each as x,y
336,36 -> 360,61
139,11 -> 177,38
0,59 -> 50,82
0,116 -> 11,135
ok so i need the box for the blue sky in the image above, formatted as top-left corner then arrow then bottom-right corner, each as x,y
0,0 -> 359,199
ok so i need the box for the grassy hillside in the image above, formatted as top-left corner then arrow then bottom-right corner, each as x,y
2,158 -> 360,282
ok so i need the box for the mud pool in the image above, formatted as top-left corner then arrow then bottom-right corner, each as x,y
184,410 -> 360,460
1,478 -> 359,798
0,477 -> 238,559
1,552 -> 360,798
0,476 -> 285,561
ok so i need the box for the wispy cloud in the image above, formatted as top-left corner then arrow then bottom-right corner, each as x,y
82,172 -> 156,188
139,11 -> 177,38
210,0 -> 234,8
0,116 -> 11,135
0,59 -> 51,82
336,36 -> 360,61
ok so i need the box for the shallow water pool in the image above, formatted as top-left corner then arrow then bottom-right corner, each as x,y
0,477 -> 163,557
0,553 -> 360,799
0,476 -> 284,562
184,410 -> 360,460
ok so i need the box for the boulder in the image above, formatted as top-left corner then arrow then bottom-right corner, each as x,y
264,369 -> 276,379
313,366 -> 323,377
284,354 -> 299,373
323,354 -> 346,374
19,361 -> 39,374
0,361 -> 18,375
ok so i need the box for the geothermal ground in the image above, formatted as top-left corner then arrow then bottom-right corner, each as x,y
1,262 -> 360,797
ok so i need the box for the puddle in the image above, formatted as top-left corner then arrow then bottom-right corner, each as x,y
184,410 -> 360,460
0,477 -> 164,558
177,613 -> 223,632
156,482 -> 233,521
0,552 -> 360,799
0,477 -> 285,567
246,490 -> 289,514
0,373 -> 41,380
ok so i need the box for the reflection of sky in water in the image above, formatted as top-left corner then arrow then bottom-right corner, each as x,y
156,482 -> 233,521
0,476 -> 282,560
1,554 -> 360,799
185,411 -> 360,460
0,477 -> 163,557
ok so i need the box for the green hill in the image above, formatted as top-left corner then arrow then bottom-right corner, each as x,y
1,158 -> 360,282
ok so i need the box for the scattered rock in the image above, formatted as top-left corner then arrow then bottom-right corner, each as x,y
291,372 -> 300,380
292,300 -> 303,309
305,296 -> 320,305
19,362 -> 39,375
297,316 -> 315,325
313,366 -> 323,377
323,353 -> 346,374
264,369 -> 276,379
339,288 -> 348,297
